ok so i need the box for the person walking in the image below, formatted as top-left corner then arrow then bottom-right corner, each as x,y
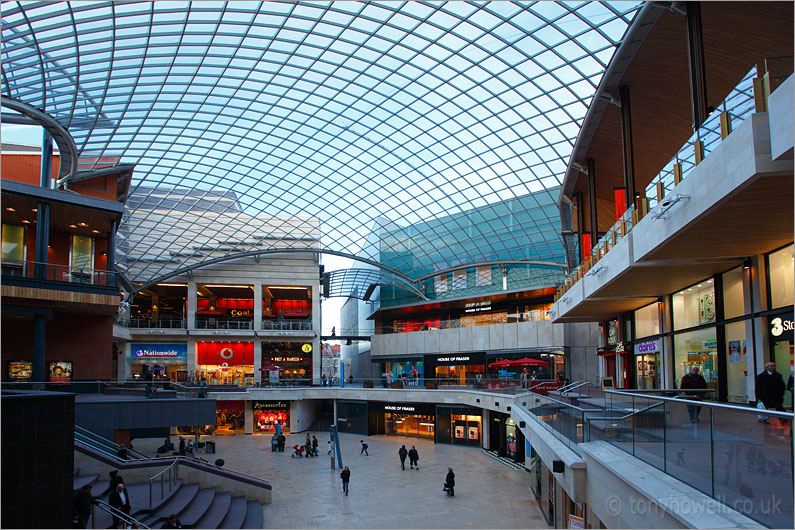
322,374 -> 327,386
444,467 -> 455,496
278,433 -> 286,452
787,374 -> 794,411
305,435 -> 314,458
408,445 -> 419,469
72,484 -> 96,529
756,362 -> 786,421
398,445 -> 408,470
179,437 -> 186,455
109,483 -> 132,528
679,366 -> 707,423
360,439 -> 369,455
340,466 -> 351,496
270,434 -> 278,453
312,435 -> 319,456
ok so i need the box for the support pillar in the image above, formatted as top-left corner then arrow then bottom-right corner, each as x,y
586,158 -> 598,246
619,85 -> 636,209
685,2 -> 709,131
34,202 -> 50,279
33,313 -> 47,384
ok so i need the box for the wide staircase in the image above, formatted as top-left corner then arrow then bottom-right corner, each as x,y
74,428 -> 267,529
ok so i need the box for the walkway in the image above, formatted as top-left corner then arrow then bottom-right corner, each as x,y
133,432 -> 549,529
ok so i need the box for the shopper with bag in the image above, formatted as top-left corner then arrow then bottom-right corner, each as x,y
443,467 -> 455,496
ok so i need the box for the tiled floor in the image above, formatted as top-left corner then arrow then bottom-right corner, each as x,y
133,432 -> 549,529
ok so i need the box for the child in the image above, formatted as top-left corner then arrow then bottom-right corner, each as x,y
360,440 -> 368,456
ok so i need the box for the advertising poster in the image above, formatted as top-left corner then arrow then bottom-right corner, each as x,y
454,425 -> 465,439
8,361 -> 32,382
253,401 -> 289,432
48,361 -> 72,383
468,426 -> 479,440
728,340 -> 742,364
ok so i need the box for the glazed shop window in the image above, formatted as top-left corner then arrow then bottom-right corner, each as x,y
673,280 -> 715,331
634,302 -> 660,339
722,267 -> 745,319
1,224 -> 25,262
673,327 -> 718,394
768,244 -> 794,309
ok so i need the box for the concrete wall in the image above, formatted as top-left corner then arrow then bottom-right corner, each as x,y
75,398 -> 217,439
767,74 -> 794,161
290,398 -> 320,433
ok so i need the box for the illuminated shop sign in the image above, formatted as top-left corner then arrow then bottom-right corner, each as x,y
771,317 -> 794,337
130,343 -> 188,359
429,352 -> 487,365
271,356 -> 304,363
253,401 -> 289,410
436,355 -> 471,362
371,401 -> 436,415
634,339 -> 660,355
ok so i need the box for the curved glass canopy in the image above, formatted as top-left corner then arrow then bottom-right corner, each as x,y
1,1 -> 640,286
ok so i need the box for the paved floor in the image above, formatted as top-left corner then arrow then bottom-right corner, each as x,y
133,432 -> 549,529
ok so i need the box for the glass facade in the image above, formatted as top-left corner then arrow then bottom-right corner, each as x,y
634,302 -> 660,339
1,224 -> 24,262
673,327 -> 718,394
724,321 -> 748,403
722,267 -> 745,319
673,280 -> 715,331
768,244 -> 794,309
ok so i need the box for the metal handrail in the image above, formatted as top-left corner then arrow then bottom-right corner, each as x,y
605,389 -> 795,419
74,425 -> 149,460
587,399 -> 666,423
559,381 -> 587,393
149,458 -> 179,509
516,391 -> 602,413
93,499 -> 150,529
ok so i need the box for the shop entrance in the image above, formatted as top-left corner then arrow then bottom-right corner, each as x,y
384,413 -> 435,439
635,354 -> 660,389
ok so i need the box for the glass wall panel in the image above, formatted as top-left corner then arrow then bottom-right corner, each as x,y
722,267 -> 745,319
768,244 -> 794,309
71,235 -> 94,269
672,280 -> 715,330
673,327 -> 718,395
634,302 -> 659,338
1,224 -> 24,261
724,321 -> 748,403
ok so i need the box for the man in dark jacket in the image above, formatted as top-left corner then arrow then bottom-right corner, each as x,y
756,362 -> 786,415
444,468 -> 455,496
679,366 -> 707,423
408,446 -> 419,469
73,485 -> 96,528
398,445 -> 408,470
109,483 -> 131,528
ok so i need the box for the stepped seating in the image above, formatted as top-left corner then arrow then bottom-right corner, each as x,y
73,469 -> 264,529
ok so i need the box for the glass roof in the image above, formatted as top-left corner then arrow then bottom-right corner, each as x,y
1,1 -> 641,286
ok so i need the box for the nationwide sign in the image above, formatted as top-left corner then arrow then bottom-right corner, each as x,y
130,343 -> 187,359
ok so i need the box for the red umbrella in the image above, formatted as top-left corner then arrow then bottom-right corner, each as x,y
488,359 -> 513,368
260,364 -> 284,371
508,357 -> 548,367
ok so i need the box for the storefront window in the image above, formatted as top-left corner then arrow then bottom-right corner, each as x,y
724,321 -> 748,403
388,361 -> 423,385
385,413 -> 435,439
767,244 -> 794,309
634,302 -> 659,339
129,343 -> 188,381
673,280 -> 715,330
215,400 -> 245,435
673,327 -> 718,396
435,364 -> 485,385
505,417 -> 519,459
197,341 -> 254,385
635,354 -> 660,390
452,414 -> 481,446
722,267 -> 745,319
1,224 -> 24,262
253,401 -> 290,434
263,342 -> 312,384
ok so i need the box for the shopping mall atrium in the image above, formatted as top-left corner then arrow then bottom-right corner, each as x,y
1,1 -> 793,529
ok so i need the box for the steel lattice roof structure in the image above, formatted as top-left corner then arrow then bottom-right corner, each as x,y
1,1 -> 641,293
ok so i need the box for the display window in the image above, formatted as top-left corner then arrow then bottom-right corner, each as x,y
725,321 -> 749,403
263,341 -> 312,384
635,353 -> 660,390
673,327 -> 718,395
387,361 -> 423,385
252,401 -> 290,434
385,413 -> 435,439
215,400 -> 245,435
505,417 -> 518,459
673,279 -> 715,330
197,341 -> 254,385
129,343 -> 188,381
769,310 -> 794,410
435,364 -> 485,385
452,414 -> 481,446
767,244 -> 794,309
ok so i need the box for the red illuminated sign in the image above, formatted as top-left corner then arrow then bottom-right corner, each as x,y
197,341 -> 254,366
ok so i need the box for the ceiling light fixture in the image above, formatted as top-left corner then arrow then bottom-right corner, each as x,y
203,284 -> 252,288
92,229 -> 100,234
5,207 -> 15,212
21,219 -> 30,224
69,224 -> 77,228
78,222 -> 88,227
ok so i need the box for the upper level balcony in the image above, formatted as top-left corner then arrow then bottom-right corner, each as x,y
552,66 -> 794,323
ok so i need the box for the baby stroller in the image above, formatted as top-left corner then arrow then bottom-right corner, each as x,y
291,444 -> 305,458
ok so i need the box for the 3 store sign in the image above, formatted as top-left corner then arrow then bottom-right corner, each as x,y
771,317 -> 794,337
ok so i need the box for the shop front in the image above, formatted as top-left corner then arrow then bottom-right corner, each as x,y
435,405 -> 482,446
262,342 -> 312,385
129,343 -> 188,382
598,343 -> 630,388
369,401 -> 436,440
424,352 -> 486,385
214,400 -> 245,435
634,338 -> 661,389
197,341 -> 254,385
336,400 -> 369,435
673,329 -> 718,395
488,410 -> 524,462
769,311 -> 794,410
252,400 -> 290,434
387,359 -> 424,386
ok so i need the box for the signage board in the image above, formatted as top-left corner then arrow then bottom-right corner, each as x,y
8,361 -> 32,382
48,361 -> 72,383
130,343 -> 188,359
427,351 -> 487,366
252,401 -> 289,410
634,339 -> 660,355
369,401 -> 436,415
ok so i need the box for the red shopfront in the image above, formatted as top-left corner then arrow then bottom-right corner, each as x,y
598,344 -> 630,389
197,341 -> 254,385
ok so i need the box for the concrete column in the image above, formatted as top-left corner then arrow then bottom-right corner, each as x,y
187,336 -> 197,381
245,400 -> 253,434
118,342 -> 131,381
253,281 -> 263,331
33,313 -> 47,384
187,279 -> 197,331
481,408 -> 490,449
661,294 -> 675,389
253,340 -> 262,386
